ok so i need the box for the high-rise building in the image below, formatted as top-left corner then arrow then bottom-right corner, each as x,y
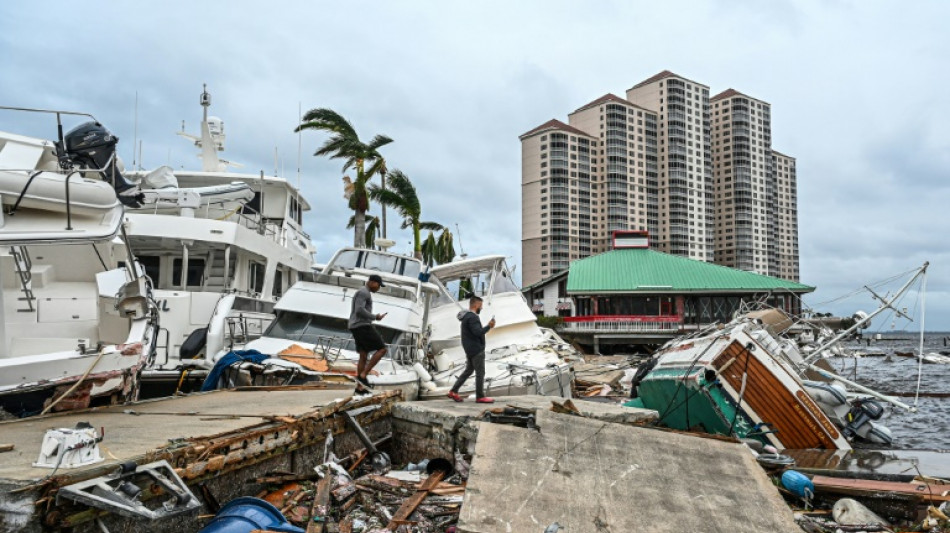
626,71 -> 714,262
520,71 -> 800,287
772,150 -> 800,281
709,89 -> 774,275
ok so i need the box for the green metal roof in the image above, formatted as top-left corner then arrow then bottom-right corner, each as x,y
567,248 -> 814,294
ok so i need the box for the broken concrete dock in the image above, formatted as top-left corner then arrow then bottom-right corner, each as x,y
1,389 -> 800,532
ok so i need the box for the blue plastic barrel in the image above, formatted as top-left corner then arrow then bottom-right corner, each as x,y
780,470 -> 814,499
198,497 -> 306,533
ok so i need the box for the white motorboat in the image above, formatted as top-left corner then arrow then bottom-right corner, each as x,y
207,247 -> 436,400
0,107 -> 159,416
124,86 -> 316,396
418,255 -> 578,400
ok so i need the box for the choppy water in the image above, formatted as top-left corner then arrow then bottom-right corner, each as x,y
835,333 -> 950,450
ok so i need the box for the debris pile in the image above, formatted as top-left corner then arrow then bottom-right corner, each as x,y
768,466 -> 950,532
251,452 -> 468,533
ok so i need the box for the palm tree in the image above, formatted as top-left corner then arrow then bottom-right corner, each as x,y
295,109 -> 391,247
368,170 -> 443,260
347,214 -> 381,249
421,227 -> 456,267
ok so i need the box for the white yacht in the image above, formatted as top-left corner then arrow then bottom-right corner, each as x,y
212,247 -> 437,399
419,255 -> 578,400
124,86 -> 316,395
0,107 -> 159,417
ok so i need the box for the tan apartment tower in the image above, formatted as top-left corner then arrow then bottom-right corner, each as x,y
710,89 -> 775,275
772,150 -> 800,281
626,71 -> 714,262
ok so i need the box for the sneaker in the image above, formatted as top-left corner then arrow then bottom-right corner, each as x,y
475,397 -> 495,404
447,391 -> 463,403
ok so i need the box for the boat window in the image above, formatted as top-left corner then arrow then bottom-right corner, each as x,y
137,256 -> 161,285
172,258 -> 205,287
272,269 -> 283,298
332,250 -> 361,270
493,268 -> 521,295
249,261 -> 266,294
401,259 -> 421,278
264,311 -> 400,345
362,253 -> 399,274
242,191 -> 262,215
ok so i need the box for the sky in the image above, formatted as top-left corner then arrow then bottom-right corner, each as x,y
1,1 -> 948,329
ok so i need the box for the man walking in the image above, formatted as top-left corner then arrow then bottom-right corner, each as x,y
348,274 -> 388,392
447,295 -> 496,403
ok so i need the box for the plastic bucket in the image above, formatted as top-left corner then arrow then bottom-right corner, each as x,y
198,497 -> 305,533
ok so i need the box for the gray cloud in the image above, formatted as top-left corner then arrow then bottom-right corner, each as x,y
1,0 -> 948,327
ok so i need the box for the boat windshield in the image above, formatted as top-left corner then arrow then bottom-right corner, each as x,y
431,262 -> 521,308
264,310 -> 401,345
331,249 -> 421,278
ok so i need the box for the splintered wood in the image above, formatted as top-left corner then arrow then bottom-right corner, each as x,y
258,466 -> 465,532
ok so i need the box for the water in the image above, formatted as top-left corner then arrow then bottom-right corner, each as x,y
834,333 -> 950,451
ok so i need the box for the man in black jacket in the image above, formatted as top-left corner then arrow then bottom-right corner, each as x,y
447,295 -> 496,403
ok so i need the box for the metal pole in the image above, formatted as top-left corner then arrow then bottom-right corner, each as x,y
806,363 -> 916,412
801,263 -> 928,366
381,171 -> 387,239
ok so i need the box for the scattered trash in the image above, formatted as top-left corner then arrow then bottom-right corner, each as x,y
832,498 -> 890,528
781,470 -> 814,500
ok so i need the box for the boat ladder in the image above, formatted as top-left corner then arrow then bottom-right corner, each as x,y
9,246 -> 35,312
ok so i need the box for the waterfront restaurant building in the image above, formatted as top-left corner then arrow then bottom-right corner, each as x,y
524,231 -> 813,351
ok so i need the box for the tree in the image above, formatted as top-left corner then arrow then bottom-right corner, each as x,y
295,109 -> 391,247
368,170 -> 443,260
421,227 -> 456,267
347,214 -> 380,249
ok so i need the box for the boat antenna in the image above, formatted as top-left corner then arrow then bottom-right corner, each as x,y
274,146 -> 279,177
455,223 -> 466,259
132,91 -> 138,168
138,140 -> 143,170
296,101 -> 302,190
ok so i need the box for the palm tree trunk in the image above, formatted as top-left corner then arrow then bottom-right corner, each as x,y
380,171 -> 387,239
412,221 -> 422,260
354,210 -> 366,248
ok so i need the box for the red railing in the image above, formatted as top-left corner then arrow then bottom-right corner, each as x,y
561,315 -> 682,333
563,315 -> 681,323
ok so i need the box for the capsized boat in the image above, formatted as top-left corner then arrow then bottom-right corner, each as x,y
418,255 -> 579,400
0,106 -> 160,417
630,317 -> 855,450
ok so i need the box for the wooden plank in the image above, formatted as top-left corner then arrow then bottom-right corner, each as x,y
812,475 -> 950,502
0,444 -> 14,453
387,470 -> 445,529
307,474 -> 332,533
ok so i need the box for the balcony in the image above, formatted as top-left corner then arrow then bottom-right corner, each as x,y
562,315 -> 682,334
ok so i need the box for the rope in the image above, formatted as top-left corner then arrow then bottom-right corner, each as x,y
40,349 -> 106,415
214,205 -> 242,221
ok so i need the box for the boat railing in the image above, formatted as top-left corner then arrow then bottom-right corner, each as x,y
306,335 -> 419,367
224,312 -> 275,352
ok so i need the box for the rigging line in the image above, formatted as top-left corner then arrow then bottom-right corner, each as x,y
92,243 -> 108,271
914,270 -> 927,407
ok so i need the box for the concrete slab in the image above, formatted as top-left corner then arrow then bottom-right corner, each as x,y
393,396 -> 657,428
0,387 -> 355,482
458,409 -> 799,533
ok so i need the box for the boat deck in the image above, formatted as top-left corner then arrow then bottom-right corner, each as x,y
0,386 -> 356,483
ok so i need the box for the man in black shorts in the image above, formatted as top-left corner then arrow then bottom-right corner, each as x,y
348,274 -> 388,392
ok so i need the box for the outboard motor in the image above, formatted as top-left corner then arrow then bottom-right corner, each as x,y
64,121 -> 142,206
843,398 -> 890,445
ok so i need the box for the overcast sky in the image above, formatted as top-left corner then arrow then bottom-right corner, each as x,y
1,1 -> 947,330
